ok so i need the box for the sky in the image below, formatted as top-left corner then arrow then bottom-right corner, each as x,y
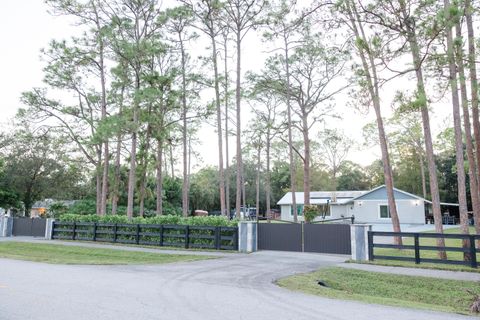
0,0 -> 455,173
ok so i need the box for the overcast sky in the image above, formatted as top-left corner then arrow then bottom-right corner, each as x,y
0,1 -> 454,172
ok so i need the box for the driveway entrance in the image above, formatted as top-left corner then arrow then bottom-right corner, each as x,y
258,222 -> 351,254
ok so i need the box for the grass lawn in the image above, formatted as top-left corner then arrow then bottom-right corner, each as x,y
0,241 -> 214,265
277,267 -> 480,315
371,227 -> 480,272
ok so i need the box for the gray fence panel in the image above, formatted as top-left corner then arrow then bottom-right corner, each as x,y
12,218 -> 31,236
31,219 -> 47,237
258,223 -> 302,252
12,218 -> 47,237
304,224 -> 351,254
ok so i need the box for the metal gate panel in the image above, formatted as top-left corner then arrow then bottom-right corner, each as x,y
12,218 -> 46,237
258,223 -> 302,252
12,218 -> 31,236
31,219 -> 46,237
304,224 -> 351,254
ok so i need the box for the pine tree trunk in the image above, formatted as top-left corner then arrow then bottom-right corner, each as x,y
348,1 -> 401,244
138,124 -> 152,218
224,41 -> 230,217
235,26 -> 243,219
127,131 -> 137,219
401,10 -> 446,257
284,32 -> 298,223
419,151 -> 427,200
180,36 -> 189,218
156,138 -> 164,216
96,147 -> 102,215
99,40 -> 108,216
169,141 -> 175,178
465,0 -> 480,243
93,3 -> 108,216
302,114 -> 310,206
456,22 -> 480,243
266,127 -> 271,219
256,145 -> 261,221
211,37 -> 226,217
444,0 -> 471,260
111,133 -> 122,215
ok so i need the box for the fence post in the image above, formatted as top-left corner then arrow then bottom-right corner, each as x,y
470,235 -> 478,268
215,227 -> 221,250
238,221 -> 257,253
159,225 -> 164,247
135,224 -> 140,245
72,222 -> 76,240
45,218 -> 55,240
113,224 -> 118,243
414,233 -> 420,264
350,224 -> 373,261
92,222 -> 97,241
368,230 -> 374,261
185,225 -> 190,249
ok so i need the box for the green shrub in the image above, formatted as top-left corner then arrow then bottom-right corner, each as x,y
303,205 -> 320,223
57,213 -> 237,227
56,214 -> 238,249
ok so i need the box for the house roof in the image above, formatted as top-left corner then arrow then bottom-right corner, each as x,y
347,185 -> 459,206
277,191 -> 367,205
31,199 -> 77,209
277,185 -> 460,207
346,185 -> 423,202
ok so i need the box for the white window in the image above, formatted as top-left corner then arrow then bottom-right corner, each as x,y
379,204 -> 390,219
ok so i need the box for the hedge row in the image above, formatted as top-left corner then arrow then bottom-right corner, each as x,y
57,213 -> 238,227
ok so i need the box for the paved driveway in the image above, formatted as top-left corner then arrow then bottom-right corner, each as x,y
0,247 -> 475,320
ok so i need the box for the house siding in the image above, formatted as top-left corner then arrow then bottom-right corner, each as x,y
350,200 -> 425,224
280,201 -> 425,224
330,205 -> 348,219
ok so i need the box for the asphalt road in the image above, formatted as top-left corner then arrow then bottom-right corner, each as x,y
0,249 -> 475,320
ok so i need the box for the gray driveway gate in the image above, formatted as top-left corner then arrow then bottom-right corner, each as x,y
12,218 -> 46,237
258,223 -> 302,252
258,222 -> 351,255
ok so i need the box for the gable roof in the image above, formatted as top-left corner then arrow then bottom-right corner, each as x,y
277,190 -> 367,205
277,185 -> 460,207
346,185 -> 424,203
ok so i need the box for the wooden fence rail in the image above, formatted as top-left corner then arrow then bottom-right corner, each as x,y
52,221 -> 238,251
368,231 -> 480,268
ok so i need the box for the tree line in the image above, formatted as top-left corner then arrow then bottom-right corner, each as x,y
1,0 -> 480,261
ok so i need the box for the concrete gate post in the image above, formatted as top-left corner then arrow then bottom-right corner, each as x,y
350,224 -> 372,261
0,217 -> 13,237
238,221 -> 257,253
45,218 -> 55,239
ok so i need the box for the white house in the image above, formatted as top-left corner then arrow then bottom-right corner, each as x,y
277,185 -> 459,225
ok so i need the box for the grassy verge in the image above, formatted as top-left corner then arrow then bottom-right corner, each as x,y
0,241 -> 214,265
277,267 -> 480,315
372,227 -> 480,272
58,239 -> 239,253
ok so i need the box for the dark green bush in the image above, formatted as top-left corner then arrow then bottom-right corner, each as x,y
57,213 -> 237,227
55,214 -> 238,249
304,205 -> 320,223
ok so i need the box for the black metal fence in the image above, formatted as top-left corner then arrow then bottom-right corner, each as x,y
52,221 -> 238,251
368,231 -> 480,268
